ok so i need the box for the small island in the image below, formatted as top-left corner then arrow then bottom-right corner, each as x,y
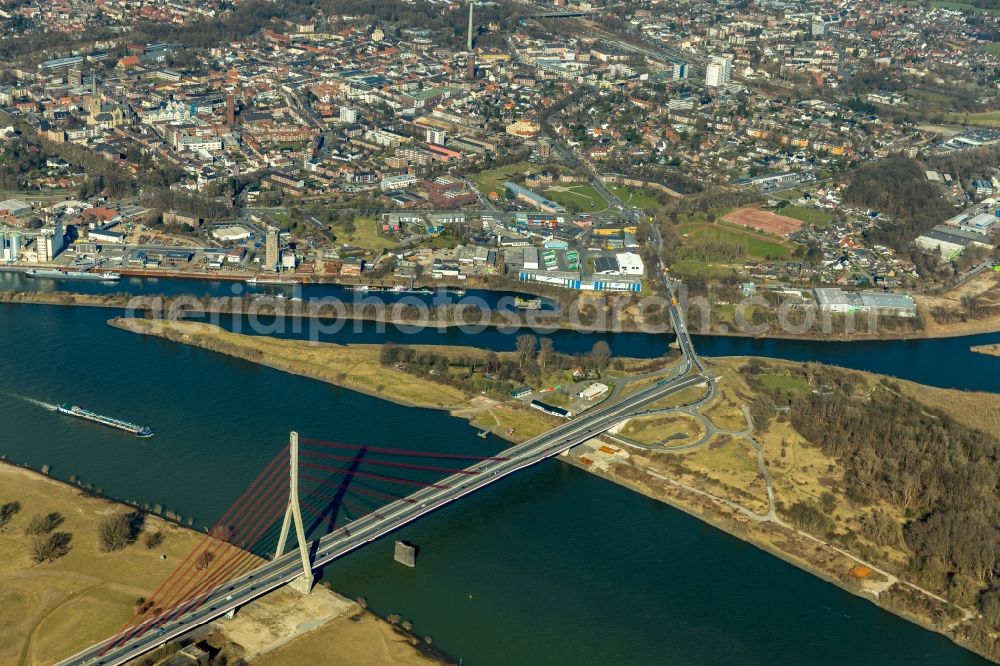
972,344 -> 1000,357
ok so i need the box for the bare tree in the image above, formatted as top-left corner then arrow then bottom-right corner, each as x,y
98,511 -> 144,552
589,340 -> 611,373
144,531 -> 164,550
0,501 -> 21,531
516,334 -> 537,369
25,512 -> 63,536
538,337 -> 555,374
194,550 -> 215,571
32,532 -> 72,564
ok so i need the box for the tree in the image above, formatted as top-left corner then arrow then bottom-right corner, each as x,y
538,337 -> 555,374
589,341 -> 611,373
32,532 -> 72,564
25,512 -> 63,535
98,511 -> 144,552
819,491 -> 837,514
979,588 -> 1000,628
144,531 -> 164,550
516,334 -> 537,370
0,501 -> 22,531
194,550 -> 215,571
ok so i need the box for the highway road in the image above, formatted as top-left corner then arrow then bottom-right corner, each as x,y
58,361 -> 707,666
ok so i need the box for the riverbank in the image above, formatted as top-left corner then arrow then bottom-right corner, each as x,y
568,356 -> 1000,664
4,280 -> 1000,340
0,460 -> 447,666
108,317 -> 567,442
0,460 -> 223,666
108,317 -> 672,443
102,317 -> 1000,662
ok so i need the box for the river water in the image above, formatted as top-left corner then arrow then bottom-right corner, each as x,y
1,303 -> 997,665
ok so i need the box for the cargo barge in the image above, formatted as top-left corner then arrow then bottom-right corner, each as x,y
25,269 -> 120,282
57,403 -> 154,437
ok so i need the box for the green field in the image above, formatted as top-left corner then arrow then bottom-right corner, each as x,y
946,110 -> 1000,127
771,189 -> 804,201
269,210 -> 292,224
758,374 -> 811,395
335,216 -> 399,250
669,261 -> 738,279
470,161 -> 536,197
892,0 -> 1000,13
682,221 -> 792,259
608,184 -> 663,211
541,183 -> 608,213
777,205 -> 833,226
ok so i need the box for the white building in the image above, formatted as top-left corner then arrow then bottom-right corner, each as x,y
426,128 -> 447,145
615,252 -> 645,276
212,225 -> 252,242
380,173 -> 418,192
578,382 -> 609,401
2,231 -> 21,262
705,55 -> 732,88
339,106 -> 357,123
522,247 -> 540,270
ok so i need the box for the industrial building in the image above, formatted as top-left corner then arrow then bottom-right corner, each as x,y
813,288 -> 916,318
530,399 -> 572,419
503,182 -> 566,214
578,383 -> 609,401
915,225 -> 994,258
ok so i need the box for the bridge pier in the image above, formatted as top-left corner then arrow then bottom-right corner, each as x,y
274,431 -> 314,594
289,575 -> 313,595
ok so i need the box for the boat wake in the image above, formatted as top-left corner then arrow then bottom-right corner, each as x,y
8,394 -> 58,411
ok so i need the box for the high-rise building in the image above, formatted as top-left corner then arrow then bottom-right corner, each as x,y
340,106 -> 357,123
226,94 -> 235,125
705,55 -> 732,88
426,128 -> 447,146
265,225 -> 280,272
811,18 -> 826,37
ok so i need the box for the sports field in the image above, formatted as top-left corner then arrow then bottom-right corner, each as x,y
723,207 -> 804,236
541,183 -> 608,212
779,205 -> 834,226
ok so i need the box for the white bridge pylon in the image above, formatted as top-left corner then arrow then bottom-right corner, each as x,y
274,431 -> 314,594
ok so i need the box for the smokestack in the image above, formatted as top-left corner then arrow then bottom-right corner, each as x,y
467,1 -> 474,52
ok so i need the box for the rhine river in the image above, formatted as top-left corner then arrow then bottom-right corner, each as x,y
1,303 -> 998,665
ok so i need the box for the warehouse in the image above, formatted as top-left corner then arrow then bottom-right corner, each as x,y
813,288 -> 857,314
813,287 -> 916,318
915,225 -> 994,258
